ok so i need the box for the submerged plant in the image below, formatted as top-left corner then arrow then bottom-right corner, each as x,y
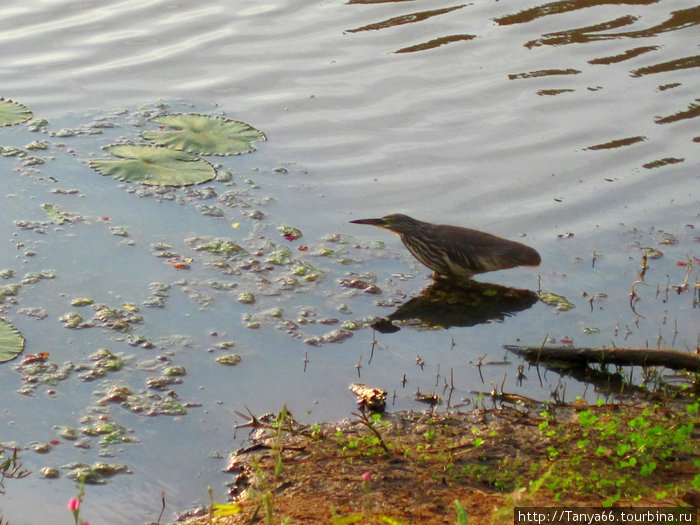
89,144 -> 216,186
143,113 -> 266,156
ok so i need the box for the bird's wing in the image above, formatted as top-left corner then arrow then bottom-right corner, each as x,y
438,226 -> 539,274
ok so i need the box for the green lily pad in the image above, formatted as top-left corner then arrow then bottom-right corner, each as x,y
0,318 -> 25,363
0,98 -> 32,126
142,114 -> 266,156
89,144 -> 216,186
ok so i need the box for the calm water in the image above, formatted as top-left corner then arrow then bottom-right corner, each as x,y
0,0 -> 698,523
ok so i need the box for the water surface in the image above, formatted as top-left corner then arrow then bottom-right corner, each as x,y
0,0 -> 697,523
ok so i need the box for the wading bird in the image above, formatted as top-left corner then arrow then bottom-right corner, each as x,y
350,214 -> 540,280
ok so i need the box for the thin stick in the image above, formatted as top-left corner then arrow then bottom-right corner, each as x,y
156,490 -> 166,524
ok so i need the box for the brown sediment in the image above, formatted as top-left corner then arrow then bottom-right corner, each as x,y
175,402 -> 699,524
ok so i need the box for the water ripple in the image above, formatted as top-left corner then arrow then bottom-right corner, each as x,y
0,2 -> 697,523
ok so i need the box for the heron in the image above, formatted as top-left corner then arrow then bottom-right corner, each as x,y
350,214 -> 540,280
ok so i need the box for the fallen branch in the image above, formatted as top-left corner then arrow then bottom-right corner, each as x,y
504,345 -> 700,372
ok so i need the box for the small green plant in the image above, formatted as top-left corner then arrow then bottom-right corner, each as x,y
577,409 -> 598,428
692,473 -> 700,490
361,471 -> 373,515
235,407 -> 295,525
310,423 -> 323,440
206,486 -> 241,524
535,403 -> 698,503
352,408 -> 391,454
0,446 -> 29,494
271,405 -> 290,476
454,500 -> 468,525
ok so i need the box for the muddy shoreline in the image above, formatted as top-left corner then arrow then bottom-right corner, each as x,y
173,399 -> 699,524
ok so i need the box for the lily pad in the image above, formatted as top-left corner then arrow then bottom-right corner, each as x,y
0,318 -> 25,363
0,98 -> 32,126
142,114 -> 266,156
89,144 -> 216,186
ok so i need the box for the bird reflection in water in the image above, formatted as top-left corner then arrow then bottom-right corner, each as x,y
371,278 -> 539,333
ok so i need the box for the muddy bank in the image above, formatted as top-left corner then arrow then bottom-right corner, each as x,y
173,399 -> 699,524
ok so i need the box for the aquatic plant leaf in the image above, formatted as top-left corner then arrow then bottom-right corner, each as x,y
143,114 -> 266,156
41,203 -> 71,224
192,239 -> 245,257
216,354 -> 242,366
212,503 -> 242,518
89,145 -> 216,186
540,292 -> 575,311
279,225 -> 303,240
0,318 -> 25,363
0,98 -> 32,126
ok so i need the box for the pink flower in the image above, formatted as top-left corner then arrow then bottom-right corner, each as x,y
361,471 -> 371,483
67,498 -> 80,512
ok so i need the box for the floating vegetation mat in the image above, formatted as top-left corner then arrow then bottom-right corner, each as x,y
0,99 -> 414,491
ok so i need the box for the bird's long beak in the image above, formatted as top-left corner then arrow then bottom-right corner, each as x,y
350,218 -> 386,227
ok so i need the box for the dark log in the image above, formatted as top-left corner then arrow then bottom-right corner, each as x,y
504,345 -> 700,372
